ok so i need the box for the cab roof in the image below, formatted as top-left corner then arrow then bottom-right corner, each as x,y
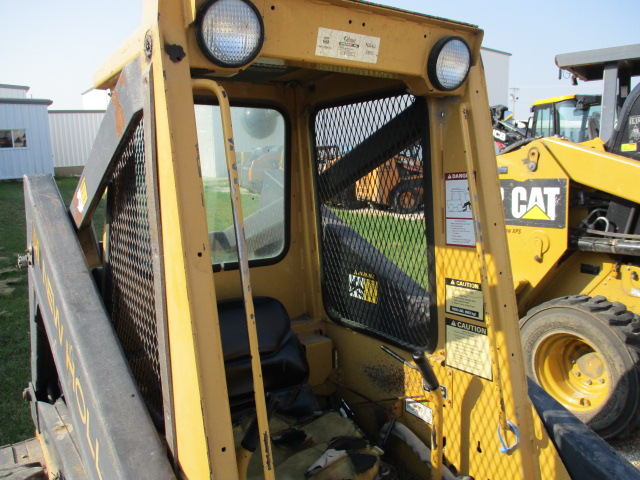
555,44 -> 640,81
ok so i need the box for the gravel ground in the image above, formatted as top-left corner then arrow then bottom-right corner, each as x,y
609,428 -> 640,468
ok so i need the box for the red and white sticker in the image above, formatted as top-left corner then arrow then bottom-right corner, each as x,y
445,172 -> 475,247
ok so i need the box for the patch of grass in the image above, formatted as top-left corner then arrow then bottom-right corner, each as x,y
0,177 -> 80,446
203,178 -> 261,232
332,207 -> 429,288
0,179 -> 34,445
203,178 -> 268,263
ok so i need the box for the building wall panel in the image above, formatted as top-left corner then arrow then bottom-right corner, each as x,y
49,111 -> 105,170
0,85 -> 28,99
0,102 -> 53,179
481,47 -> 511,107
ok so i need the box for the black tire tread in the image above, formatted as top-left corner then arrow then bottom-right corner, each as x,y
391,182 -> 420,214
523,294 -> 640,438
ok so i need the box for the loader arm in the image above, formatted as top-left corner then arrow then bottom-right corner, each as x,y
23,175 -> 174,480
540,137 -> 640,203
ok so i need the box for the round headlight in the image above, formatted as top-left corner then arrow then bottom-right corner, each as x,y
196,0 -> 264,68
427,36 -> 471,91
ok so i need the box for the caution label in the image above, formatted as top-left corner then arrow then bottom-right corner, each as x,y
500,178 -> 567,228
445,318 -> 492,380
445,278 -> 484,321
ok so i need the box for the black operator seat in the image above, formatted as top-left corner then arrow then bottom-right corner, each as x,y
217,297 -> 310,415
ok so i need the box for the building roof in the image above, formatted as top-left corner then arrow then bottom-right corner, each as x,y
481,46 -> 512,56
0,84 -> 30,91
49,110 -> 106,114
0,98 -> 53,106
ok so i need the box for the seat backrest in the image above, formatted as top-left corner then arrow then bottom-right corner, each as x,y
217,297 -> 309,413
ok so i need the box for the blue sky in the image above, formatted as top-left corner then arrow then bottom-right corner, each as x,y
2,0 -> 638,119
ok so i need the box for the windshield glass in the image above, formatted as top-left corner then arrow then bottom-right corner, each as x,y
195,105 -> 286,267
557,99 -> 601,142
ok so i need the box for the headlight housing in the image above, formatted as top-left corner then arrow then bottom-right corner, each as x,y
427,36 -> 471,91
196,0 -> 264,68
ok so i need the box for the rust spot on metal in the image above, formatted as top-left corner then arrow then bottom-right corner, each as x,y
362,363 -> 405,396
263,432 -> 273,469
111,89 -> 125,137
165,43 -> 186,63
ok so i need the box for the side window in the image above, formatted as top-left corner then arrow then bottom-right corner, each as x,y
534,105 -> 553,138
313,94 -> 435,351
195,105 -> 286,267
0,129 -> 27,148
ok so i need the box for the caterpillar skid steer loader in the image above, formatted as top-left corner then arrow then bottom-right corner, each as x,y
497,44 -> 640,439
3,1 -> 638,479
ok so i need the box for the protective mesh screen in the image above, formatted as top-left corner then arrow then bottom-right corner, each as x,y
314,94 -> 434,350
105,117 -> 164,429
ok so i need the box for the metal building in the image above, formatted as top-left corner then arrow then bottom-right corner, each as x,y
481,47 -> 512,107
49,110 -> 105,176
0,84 -> 54,180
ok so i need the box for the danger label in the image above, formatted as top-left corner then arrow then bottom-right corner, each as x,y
445,318 -> 492,380
445,172 -> 475,247
500,178 -> 567,228
445,278 -> 484,321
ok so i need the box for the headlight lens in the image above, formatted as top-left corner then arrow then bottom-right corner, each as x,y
427,36 -> 471,91
196,0 -> 264,68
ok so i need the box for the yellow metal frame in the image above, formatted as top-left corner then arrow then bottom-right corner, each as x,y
191,78 -> 275,480
533,94 -> 577,106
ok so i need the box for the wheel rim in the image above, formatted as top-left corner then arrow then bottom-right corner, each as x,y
398,191 -> 416,210
534,332 -> 609,414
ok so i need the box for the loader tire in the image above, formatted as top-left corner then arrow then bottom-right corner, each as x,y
391,183 -> 421,214
520,295 -> 640,439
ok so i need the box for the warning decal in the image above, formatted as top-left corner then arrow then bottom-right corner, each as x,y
500,178 -> 567,228
316,28 -> 380,64
445,172 -> 475,247
445,318 -> 492,380
349,271 -> 378,304
445,278 -> 484,321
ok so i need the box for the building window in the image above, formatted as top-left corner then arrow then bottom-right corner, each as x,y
0,129 -> 27,148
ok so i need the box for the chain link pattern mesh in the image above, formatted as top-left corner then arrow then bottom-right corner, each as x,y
314,94 -> 434,350
105,117 -> 164,429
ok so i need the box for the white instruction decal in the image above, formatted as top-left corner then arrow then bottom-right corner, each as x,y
445,318 -> 492,381
445,278 -> 484,321
445,172 -> 475,247
406,400 -> 433,425
316,28 -> 380,64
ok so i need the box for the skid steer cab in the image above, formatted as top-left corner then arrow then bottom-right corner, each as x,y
7,1 -> 640,479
